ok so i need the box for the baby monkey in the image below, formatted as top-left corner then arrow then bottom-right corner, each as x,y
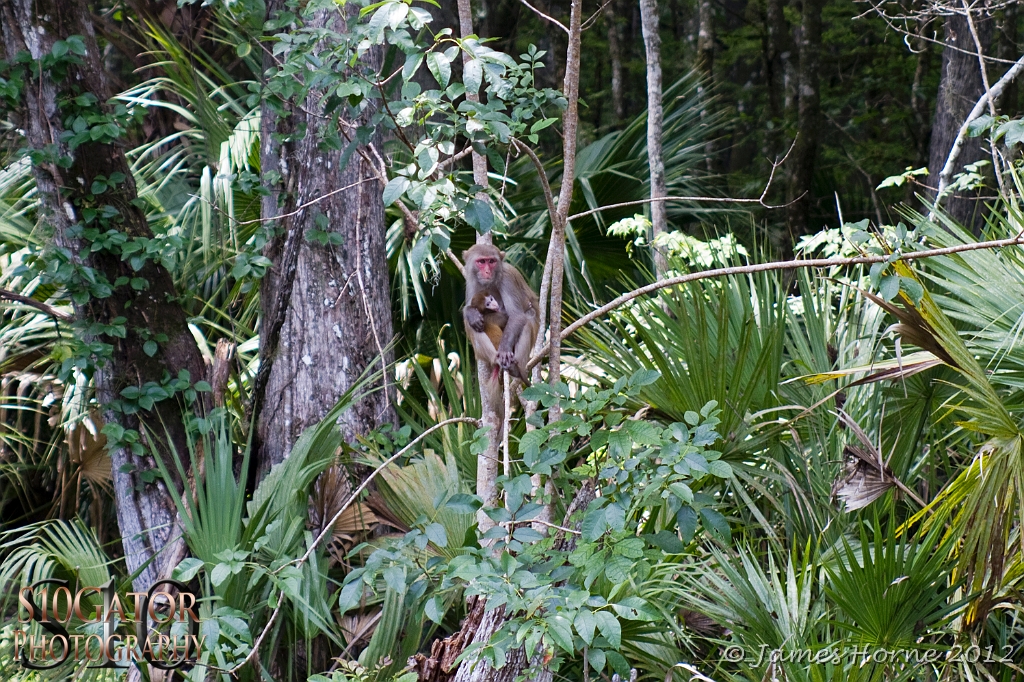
468,291 -> 529,382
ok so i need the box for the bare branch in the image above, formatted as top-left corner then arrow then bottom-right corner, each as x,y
0,288 -> 72,321
527,233 -> 1024,369
934,52 -> 1024,204
511,138 -> 558,228
516,0 -> 570,33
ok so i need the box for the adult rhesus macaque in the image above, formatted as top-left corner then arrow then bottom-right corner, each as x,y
463,245 -> 539,401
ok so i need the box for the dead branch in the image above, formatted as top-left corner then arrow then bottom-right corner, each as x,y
527,232 -> 1024,370
935,52 -> 1024,204
0,288 -> 73,321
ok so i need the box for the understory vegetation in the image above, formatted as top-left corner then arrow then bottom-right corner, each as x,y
2,0 -> 1024,681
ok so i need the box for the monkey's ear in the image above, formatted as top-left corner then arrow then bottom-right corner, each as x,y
462,250 -> 470,262
499,250 -> 506,260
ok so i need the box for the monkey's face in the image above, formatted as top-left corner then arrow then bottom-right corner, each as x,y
473,255 -> 500,283
483,295 -> 501,312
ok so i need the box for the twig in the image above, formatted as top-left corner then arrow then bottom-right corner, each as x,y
230,178 -> 376,226
0,288 -> 73,321
581,0 -> 614,31
501,518 -> 580,534
565,146 -> 796,224
516,0 -> 570,34
296,416 -> 480,567
511,139 -> 558,228
354,177 -> 391,415
527,232 -> 1024,369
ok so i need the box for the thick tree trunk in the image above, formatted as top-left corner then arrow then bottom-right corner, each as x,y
927,13 -> 993,231
786,0 -> 823,237
639,0 -> 668,276
255,1 -> 396,472
1,0 -> 205,591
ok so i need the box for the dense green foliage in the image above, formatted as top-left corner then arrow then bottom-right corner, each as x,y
2,0 -> 1024,681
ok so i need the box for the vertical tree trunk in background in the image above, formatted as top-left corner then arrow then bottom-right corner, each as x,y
1,0 -> 206,592
995,5 -> 1018,111
696,0 -> 716,172
910,19 -> 933,171
786,0 -> 822,238
606,0 -> 626,122
764,0 -> 790,157
255,0 -> 395,473
927,13 -> 993,231
639,0 -> 668,276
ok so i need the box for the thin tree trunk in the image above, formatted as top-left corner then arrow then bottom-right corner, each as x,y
255,0 -> 395,473
910,18 -> 933,170
786,0 -> 823,237
1,0 -> 206,592
764,0 -> 789,157
639,0 -> 668,276
455,0 -> 502,535
696,0 -> 716,173
606,0 -> 625,122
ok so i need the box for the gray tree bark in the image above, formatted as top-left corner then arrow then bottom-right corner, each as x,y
786,0 -> 823,237
696,0 -> 716,173
927,12 -> 994,231
639,0 -> 668,276
1,0 -> 206,592
255,1 -> 396,472
605,0 -> 626,122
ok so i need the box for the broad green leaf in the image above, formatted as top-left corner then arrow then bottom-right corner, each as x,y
426,51 -> 451,88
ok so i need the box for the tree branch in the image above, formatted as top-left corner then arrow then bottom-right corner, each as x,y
527,233 -> 1024,370
935,52 -> 1024,203
0,288 -> 72,321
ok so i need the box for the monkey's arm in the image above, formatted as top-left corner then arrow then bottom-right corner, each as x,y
464,305 -> 486,332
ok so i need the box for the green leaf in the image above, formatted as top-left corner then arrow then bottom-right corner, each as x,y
966,114 -> 996,137
446,493 -> 482,514
607,651 -> 631,676
426,51 -> 451,88
589,648 -> 606,672
172,558 -> 204,582
464,198 -> 493,233
676,506 -> 698,543
575,610 -> 596,645
581,506 -> 606,541
530,117 -> 559,134
547,614 -> 574,653
649,530 -> 685,553
604,555 -> 632,584
143,340 -> 158,357
425,597 -> 444,624
594,610 -> 621,648
880,275 -> 900,301
383,176 -> 410,206
611,597 -> 658,621
464,58 -> 483,93
424,522 -> 448,548
707,460 -> 732,478
383,565 -> 406,592
211,563 -> 232,587
699,507 -> 731,543
604,503 -> 625,532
